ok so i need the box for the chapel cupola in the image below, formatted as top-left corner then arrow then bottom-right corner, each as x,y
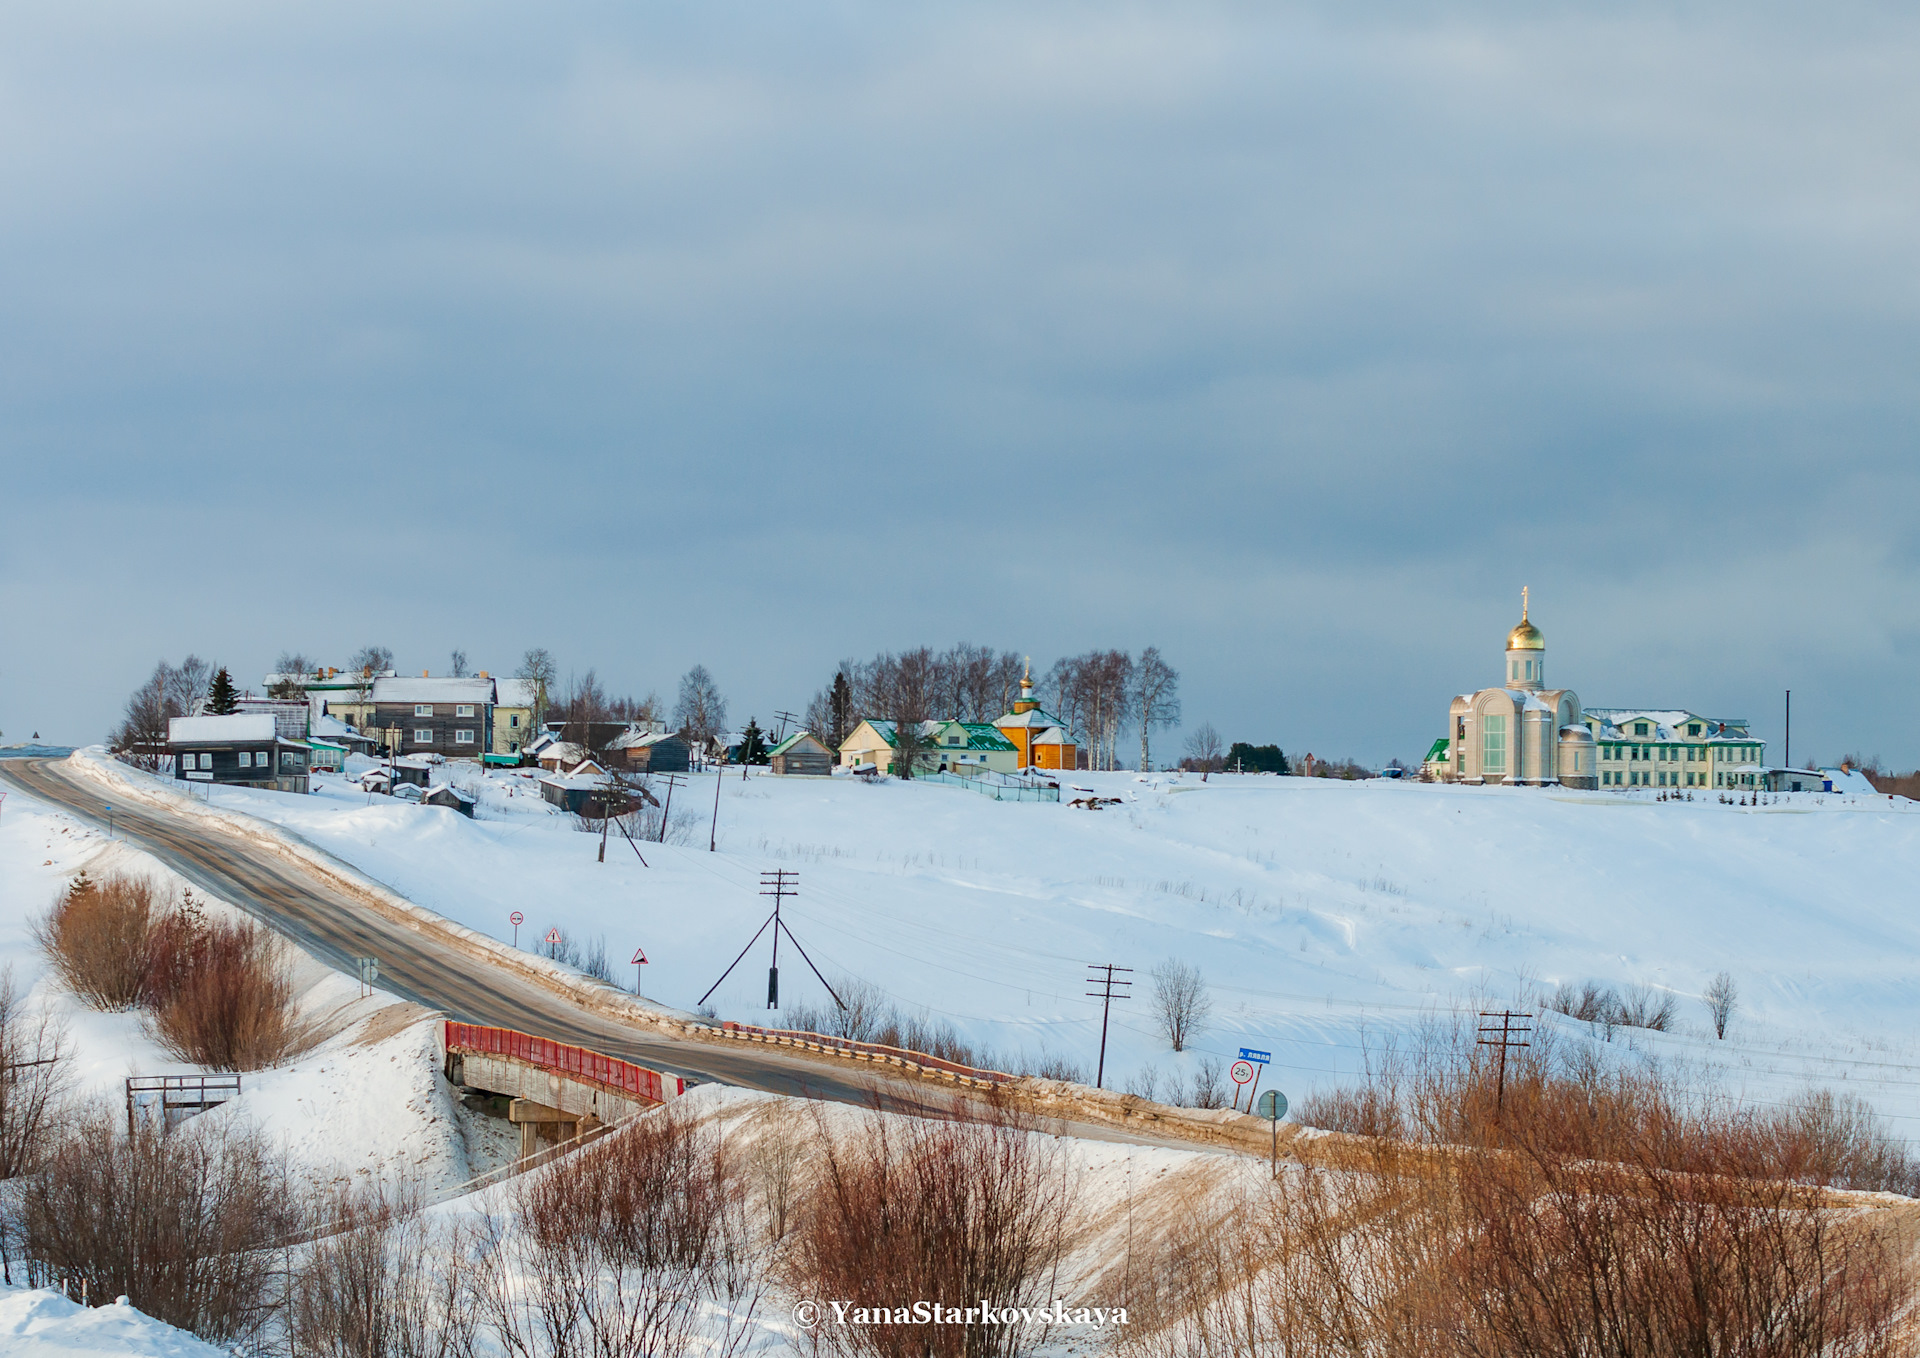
1504,586 -> 1545,690
1013,657 -> 1039,713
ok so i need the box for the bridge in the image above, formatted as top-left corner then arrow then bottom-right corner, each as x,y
443,1021 -> 689,1160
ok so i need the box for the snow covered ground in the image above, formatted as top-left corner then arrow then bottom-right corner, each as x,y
61,751 -> 1920,1144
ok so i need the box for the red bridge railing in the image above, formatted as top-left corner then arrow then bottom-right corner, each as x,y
444,1022 -> 685,1105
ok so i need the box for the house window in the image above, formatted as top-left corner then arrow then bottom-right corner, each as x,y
1635,723 -> 1648,736
237,751 -> 251,767
457,705 -> 475,718
414,729 -> 433,743
947,736 -> 961,745
415,705 -> 433,717
455,729 -> 475,744
199,752 -> 212,769
1482,715 -> 1506,772
509,714 -> 520,728
1688,724 -> 1701,736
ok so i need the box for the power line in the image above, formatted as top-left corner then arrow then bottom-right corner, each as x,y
1085,964 -> 1133,1089
698,870 -> 844,1013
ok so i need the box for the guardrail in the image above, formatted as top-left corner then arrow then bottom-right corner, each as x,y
444,1021 -> 686,1104
717,1020 -> 1012,1085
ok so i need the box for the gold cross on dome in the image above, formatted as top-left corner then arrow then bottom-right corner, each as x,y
1522,585 -> 1529,619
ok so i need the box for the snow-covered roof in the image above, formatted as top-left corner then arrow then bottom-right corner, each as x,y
768,731 -> 831,757
371,676 -> 495,705
169,714 -> 277,744
1032,727 -> 1073,745
995,708 -> 1068,730
493,679 -> 539,708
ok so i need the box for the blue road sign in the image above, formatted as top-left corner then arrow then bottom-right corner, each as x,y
1239,1047 -> 1271,1064
1256,1089 -> 1288,1120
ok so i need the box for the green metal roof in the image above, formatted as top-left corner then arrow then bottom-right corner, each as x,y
957,722 -> 1017,752
1424,737 -> 1450,761
767,730 -> 829,758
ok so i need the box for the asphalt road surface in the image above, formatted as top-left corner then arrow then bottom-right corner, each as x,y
0,755 -> 1195,1146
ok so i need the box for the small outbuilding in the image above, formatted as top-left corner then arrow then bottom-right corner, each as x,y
170,715 -> 310,794
767,731 -> 834,776
611,730 -> 691,774
422,785 -> 478,817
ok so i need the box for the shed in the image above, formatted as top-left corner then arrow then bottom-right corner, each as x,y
611,730 -> 690,774
539,763 -> 645,817
422,785 -> 478,817
767,731 -> 835,776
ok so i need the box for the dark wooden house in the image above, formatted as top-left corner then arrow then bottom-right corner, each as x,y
422,785 -> 478,817
612,730 -> 690,773
368,676 -> 494,760
169,715 -> 310,793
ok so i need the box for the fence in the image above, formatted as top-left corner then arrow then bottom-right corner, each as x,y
915,769 -> 1061,802
125,1073 -> 241,1135
443,1021 -> 685,1105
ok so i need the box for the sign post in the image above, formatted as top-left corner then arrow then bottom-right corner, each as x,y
1229,1059 -> 1256,1110
1239,1046 -> 1272,1111
105,805 -> 113,840
1256,1088 -> 1288,1177
355,957 -> 379,999
544,927 -> 563,961
509,911 -> 524,949
631,946 -> 648,997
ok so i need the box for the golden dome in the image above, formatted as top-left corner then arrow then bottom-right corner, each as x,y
1507,618 -> 1544,650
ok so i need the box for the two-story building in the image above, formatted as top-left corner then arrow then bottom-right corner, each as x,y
491,678 -> 538,757
1583,710 -> 1766,790
368,676 -> 494,759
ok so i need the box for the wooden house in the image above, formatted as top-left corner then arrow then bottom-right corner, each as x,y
767,731 -> 834,776
994,668 -> 1078,771
610,730 -> 690,773
368,676 -> 494,761
169,715 -> 311,794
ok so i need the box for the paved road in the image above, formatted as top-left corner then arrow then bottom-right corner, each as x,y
0,756 -> 1200,1149
0,755 -> 955,1112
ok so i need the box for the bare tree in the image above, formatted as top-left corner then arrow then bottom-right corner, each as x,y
1150,958 -> 1212,1052
1184,721 -> 1224,776
1704,971 -> 1738,1040
517,647 -> 557,728
448,649 -> 470,677
347,645 -> 394,724
0,967 -> 67,1183
674,665 -> 729,752
111,666 -> 172,765
267,653 -> 312,698
1134,646 -> 1181,772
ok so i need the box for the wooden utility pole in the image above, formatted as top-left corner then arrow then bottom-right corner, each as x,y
1085,964 -> 1133,1089
655,773 -> 684,843
1477,1010 -> 1532,1114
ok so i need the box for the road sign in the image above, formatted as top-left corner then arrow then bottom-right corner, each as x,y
1230,1059 -> 1256,1086
510,911 -> 524,927
631,947 -> 648,965
1239,1047 -> 1271,1064
355,957 -> 379,997
1257,1089 -> 1287,1120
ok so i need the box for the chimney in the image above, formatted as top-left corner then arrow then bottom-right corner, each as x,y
423,670 -> 430,677
479,671 -> 489,679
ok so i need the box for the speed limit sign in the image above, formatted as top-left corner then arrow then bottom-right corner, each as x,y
1230,1059 -> 1256,1087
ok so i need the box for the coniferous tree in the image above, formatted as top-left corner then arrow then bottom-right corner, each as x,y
205,667 -> 240,715
830,672 -> 853,749
738,717 -> 768,765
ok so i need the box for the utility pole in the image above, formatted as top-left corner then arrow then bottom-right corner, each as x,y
1477,1010 -> 1532,1115
655,772 -> 684,843
698,869 -> 844,1014
709,761 -> 723,851
1785,689 -> 1791,769
774,709 -> 800,742
1085,964 -> 1133,1089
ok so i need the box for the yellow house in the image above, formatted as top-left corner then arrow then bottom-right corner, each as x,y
838,719 -> 927,774
491,678 -> 538,756
994,667 -> 1078,771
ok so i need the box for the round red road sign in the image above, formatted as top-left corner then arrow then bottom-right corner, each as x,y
510,911 -> 524,926
1230,1060 -> 1256,1086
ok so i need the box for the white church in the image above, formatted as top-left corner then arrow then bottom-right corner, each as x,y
1433,590 -> 1598,788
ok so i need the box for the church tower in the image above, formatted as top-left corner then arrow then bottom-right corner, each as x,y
1505,586 -> 1545,691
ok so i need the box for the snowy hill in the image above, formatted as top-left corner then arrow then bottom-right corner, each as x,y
86,755 -> 1920,1141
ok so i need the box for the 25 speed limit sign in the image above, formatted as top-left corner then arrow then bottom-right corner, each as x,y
1230,1060 -> 1256,1087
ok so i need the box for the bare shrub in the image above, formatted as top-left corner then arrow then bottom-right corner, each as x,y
0,967 -> 68,1180
34,871 -> 162,1009
1135,1033 -> 1910,1358
1617,982 -> 1677,1032
1705,969 -> 1738,1039
291,1181 -> 478,1358
1547,979 -> 1676,1033
489,1104 -> 765,1358
1769,1089 -> 1920,1197
1016,1053 -> 1086,1083
581,933 -> 614,985
1188,1057 -> 1227,1110
144,905 -> 308,1071
22,1104 -> 295,1346
748,1104 -> 810,1242
786,1096 -> 1075,1358
1150,959 -> 1211,1052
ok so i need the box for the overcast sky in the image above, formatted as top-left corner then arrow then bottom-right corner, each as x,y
3,2 -> 1917,767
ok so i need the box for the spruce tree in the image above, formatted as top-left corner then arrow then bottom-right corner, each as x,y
830,672 -> 853,749
205,667 -> 239,715
739,717 -> 768,765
